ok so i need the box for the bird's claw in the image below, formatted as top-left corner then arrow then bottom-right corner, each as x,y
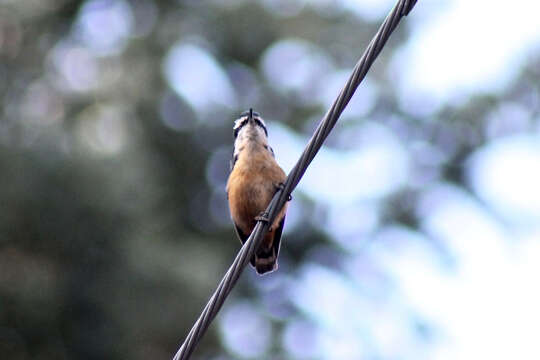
255,212 -> 270,223
276,182 -> 293,201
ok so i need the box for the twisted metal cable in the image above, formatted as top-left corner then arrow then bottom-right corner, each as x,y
173,1 -> 417,359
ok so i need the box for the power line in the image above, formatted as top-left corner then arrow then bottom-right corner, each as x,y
172,1 -> 418,359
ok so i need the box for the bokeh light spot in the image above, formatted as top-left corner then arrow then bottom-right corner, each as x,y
163,43 -> 237,116
220,301 -> 272,358
261,38 -> 334,101
468,134 -> 540,226
75,0 -> 133,55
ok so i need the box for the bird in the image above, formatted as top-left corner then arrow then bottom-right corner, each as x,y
226,109 -> 289,275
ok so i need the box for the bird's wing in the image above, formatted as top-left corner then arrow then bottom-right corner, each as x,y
233,223 -> 248,244
230,150 -> 238,171
233,222 -> 256,267
272,216 -> 285,261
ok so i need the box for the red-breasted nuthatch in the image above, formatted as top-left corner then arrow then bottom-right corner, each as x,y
226,109 -> 289,275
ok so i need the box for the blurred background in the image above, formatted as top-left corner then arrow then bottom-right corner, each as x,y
1,0 -> 540,359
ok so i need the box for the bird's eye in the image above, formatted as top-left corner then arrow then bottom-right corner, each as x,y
233,119 -> 248,138
254,119 -> 268,136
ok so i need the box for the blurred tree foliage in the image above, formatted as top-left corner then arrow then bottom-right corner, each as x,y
0,0 -> 539,359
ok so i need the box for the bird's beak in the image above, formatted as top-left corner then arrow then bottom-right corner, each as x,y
248,108 -> 254,123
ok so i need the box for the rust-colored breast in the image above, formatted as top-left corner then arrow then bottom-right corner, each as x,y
227,147 -> 287,236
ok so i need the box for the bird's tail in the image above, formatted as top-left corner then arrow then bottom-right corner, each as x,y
250,217 -> 285,275
254,246 -> 278,274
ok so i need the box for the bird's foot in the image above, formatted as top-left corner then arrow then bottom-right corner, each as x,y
255,212 -> 270,223
275,182 -> 292,201
255,211 -> 274,231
